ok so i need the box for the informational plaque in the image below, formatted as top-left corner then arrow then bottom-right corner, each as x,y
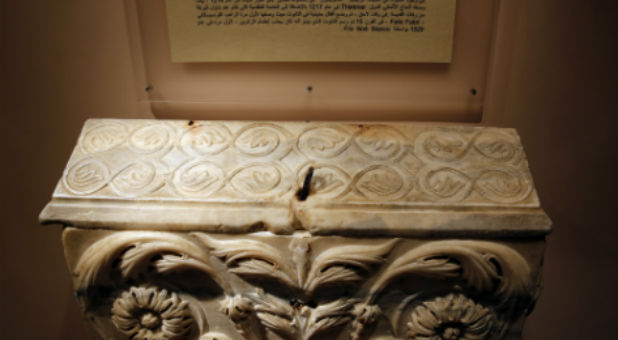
166,0 -> 456,62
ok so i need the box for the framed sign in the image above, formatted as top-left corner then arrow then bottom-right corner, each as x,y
166,0 -> 456,62
126,0 -> 509,122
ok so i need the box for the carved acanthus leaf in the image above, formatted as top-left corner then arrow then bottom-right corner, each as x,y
247,292 -> 298,339
70,228 -> 538,340
119,241 -> 211,280
75,232 -> 217,289
194,234 -> 297,287
246,292 -> 358,340
371,240 -> 531,304
304,240 -> 398,294
153,254 -> 215,276
304,298 -> 357,340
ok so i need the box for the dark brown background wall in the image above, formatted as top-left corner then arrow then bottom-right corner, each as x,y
1,0 -> 616,338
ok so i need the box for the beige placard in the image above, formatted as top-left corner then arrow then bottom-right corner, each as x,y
166,0 -> 456,62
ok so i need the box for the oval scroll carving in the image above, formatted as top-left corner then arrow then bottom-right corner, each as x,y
64,158 -> 110,195
172,160 -> 225,197
475,168 -> 532,203
128,124 -> 173,154
416,131 -> 471,163
298,164 -> 350,199
229,163 -> 284,196
110,161 -> 160,197
298,126 -> 353,159
472,131 -> 518,162
420,167 -> 473,202
234,123 -> 292,157
58,121 -> 540,206
354,165 -> 407,200
181,123 -> 232,156
354,125 -> 406,160
81,123 -> 129,153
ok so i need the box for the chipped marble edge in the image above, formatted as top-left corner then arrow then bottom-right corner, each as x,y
40,118 -> 552,237
39,198 -> 551,237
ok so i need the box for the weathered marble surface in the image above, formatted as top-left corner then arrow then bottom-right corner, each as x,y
40,119 -> 550,340
40,119 -> 549,236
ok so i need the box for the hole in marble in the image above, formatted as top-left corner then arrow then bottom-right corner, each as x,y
247,221 -> 266,232
296,167 -> 314,201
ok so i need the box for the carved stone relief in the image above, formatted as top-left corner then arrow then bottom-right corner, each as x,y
64,229 -> 543,340
41,120 -> 550,340
57,120 -> 537,207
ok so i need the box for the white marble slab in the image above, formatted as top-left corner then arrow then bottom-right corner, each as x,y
40,119 -> 551,340
40,119 -> 550,237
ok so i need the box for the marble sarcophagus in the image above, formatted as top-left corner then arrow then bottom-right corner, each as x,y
40,119 -> 550,340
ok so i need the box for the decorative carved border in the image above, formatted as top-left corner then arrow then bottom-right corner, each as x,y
70,230 -> 537,340
56,120 -> 539,207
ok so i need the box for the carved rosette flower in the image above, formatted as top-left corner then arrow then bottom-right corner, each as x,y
406,294 -> 497,340
111,286 -> 193,340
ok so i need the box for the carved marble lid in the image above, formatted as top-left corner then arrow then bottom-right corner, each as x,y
40,119 -> 551,236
